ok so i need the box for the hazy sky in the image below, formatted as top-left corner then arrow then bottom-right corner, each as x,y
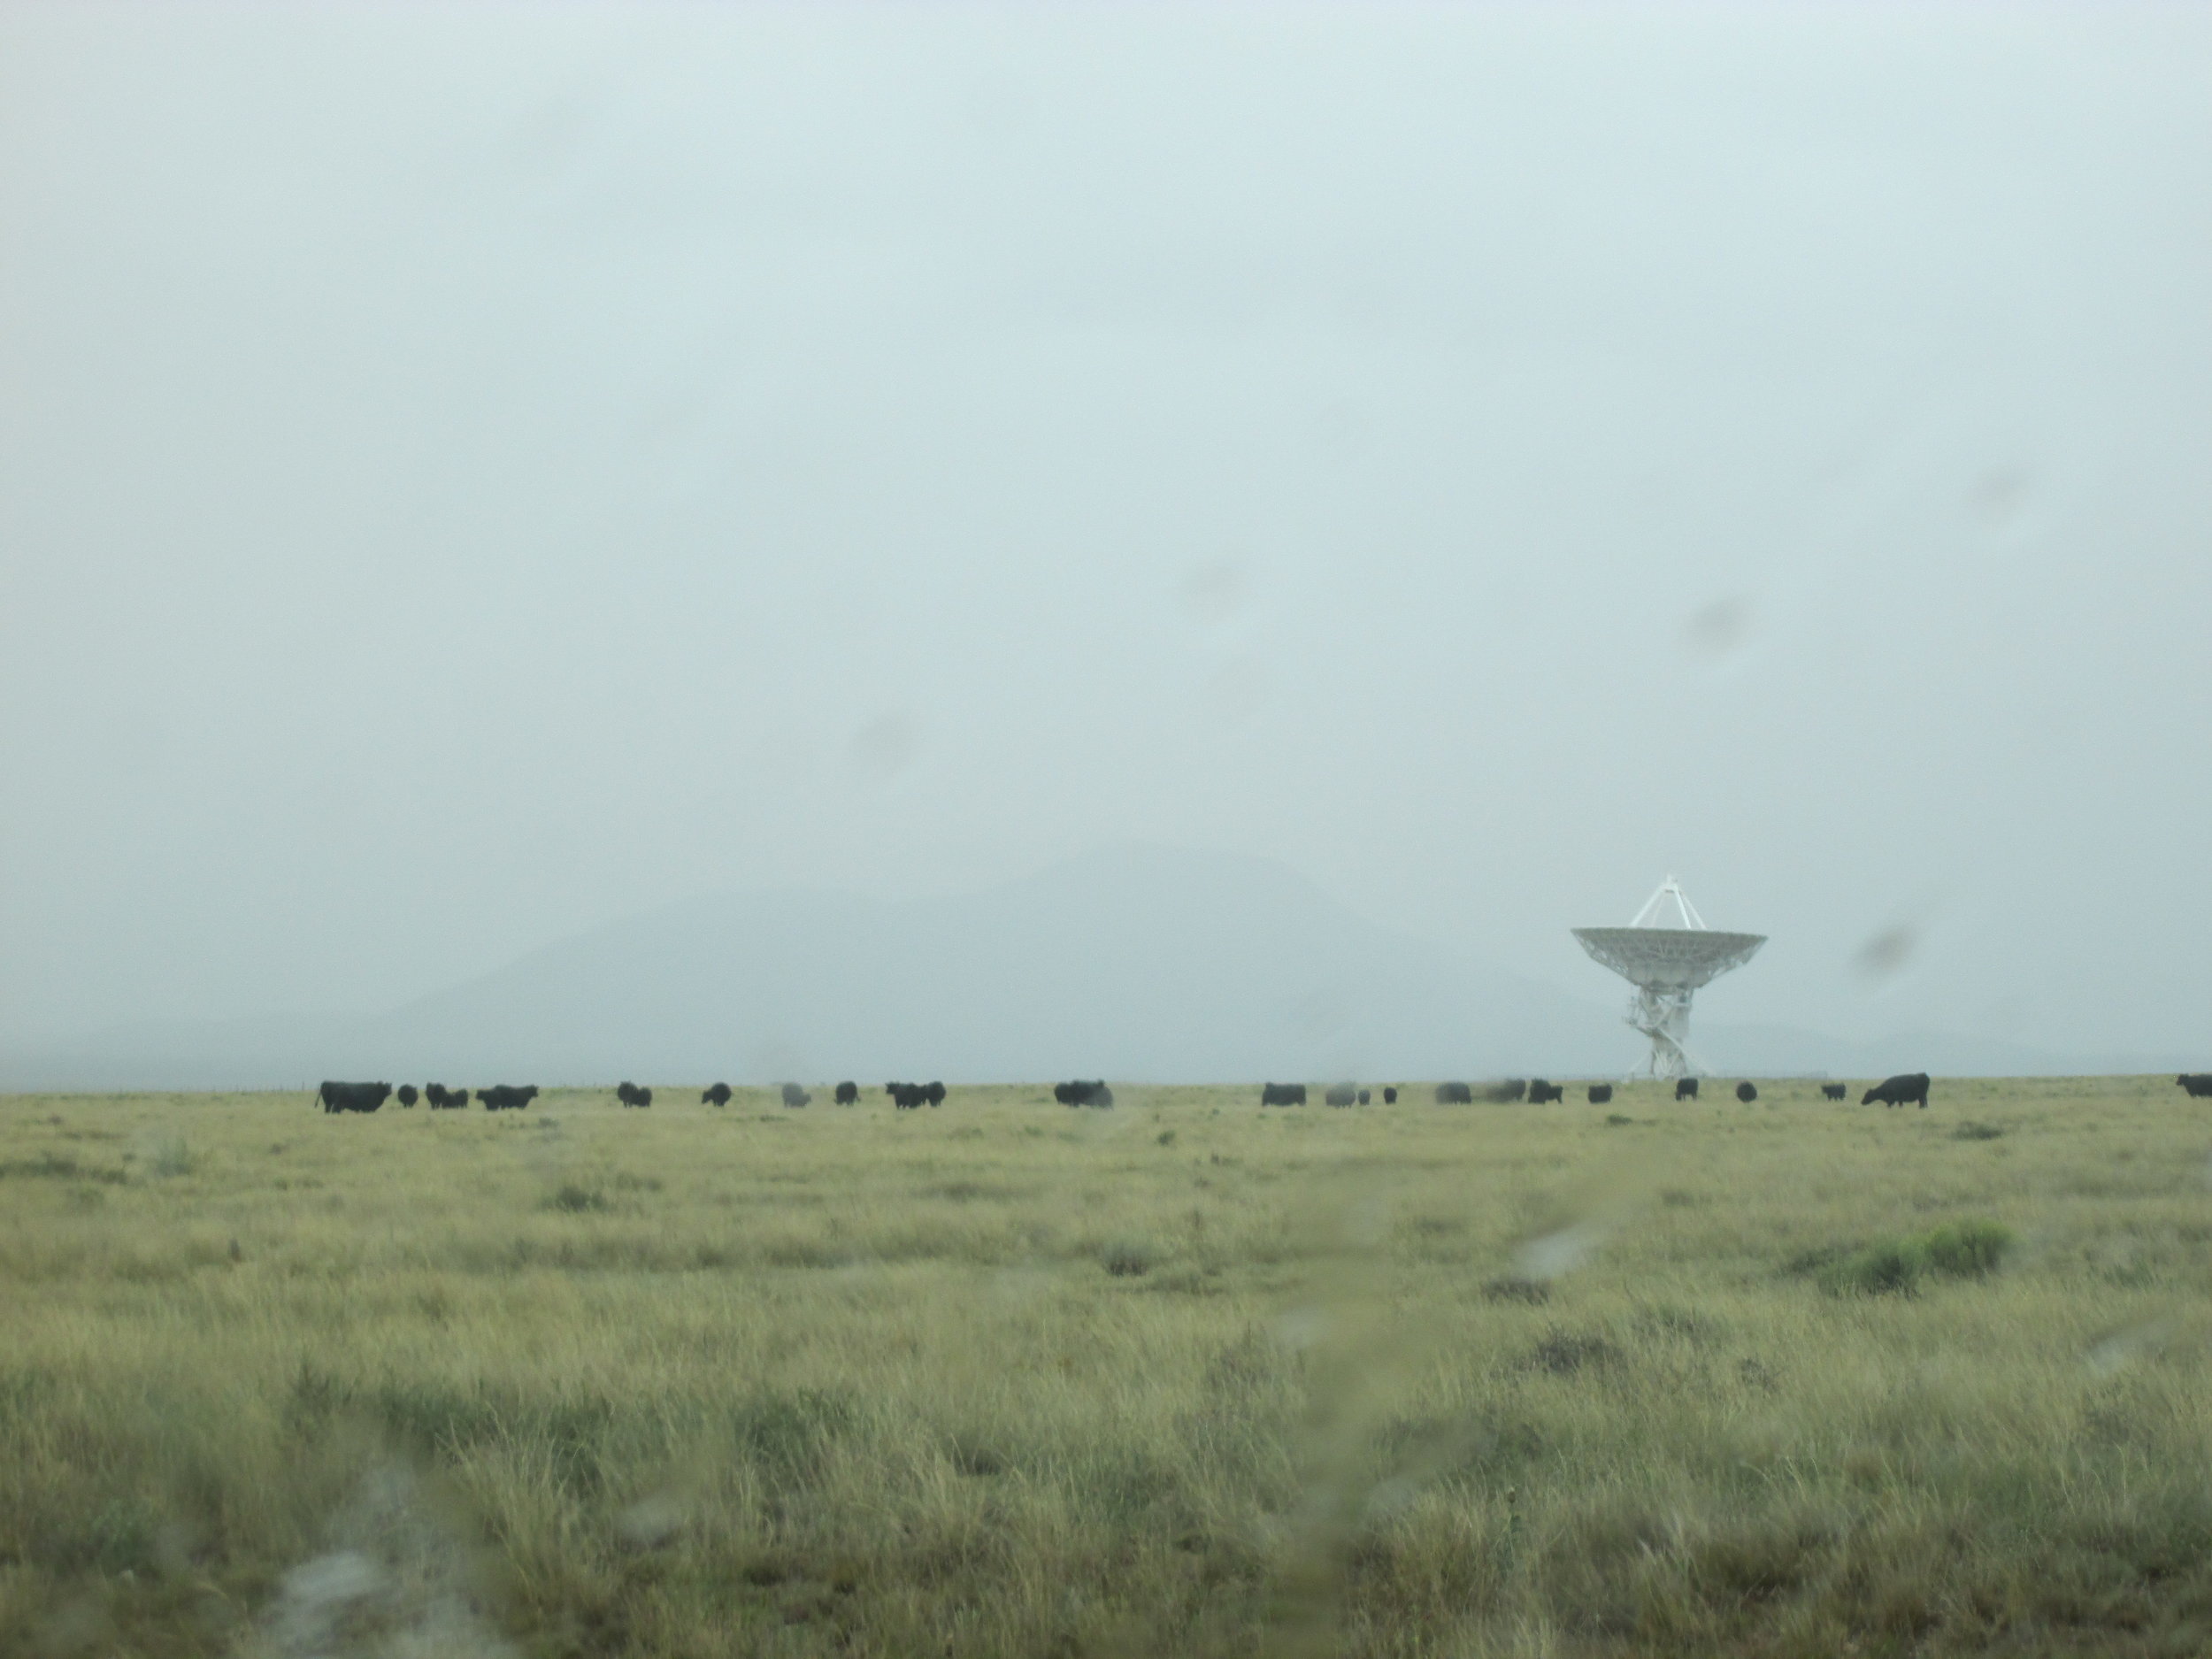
4,5 -> 2208,1058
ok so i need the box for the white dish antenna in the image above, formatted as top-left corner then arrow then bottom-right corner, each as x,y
1572,876 -> 1765,1079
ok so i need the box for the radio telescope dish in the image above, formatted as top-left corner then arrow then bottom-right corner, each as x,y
1572,876 -> 1765,1079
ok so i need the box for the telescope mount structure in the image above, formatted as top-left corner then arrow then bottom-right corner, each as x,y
1572,877 -> 1766,1080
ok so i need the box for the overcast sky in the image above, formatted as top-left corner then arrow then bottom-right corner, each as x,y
3,4 -> 2208,1059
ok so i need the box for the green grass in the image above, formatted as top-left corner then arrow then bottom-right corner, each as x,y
0,1074 -> 2208,1656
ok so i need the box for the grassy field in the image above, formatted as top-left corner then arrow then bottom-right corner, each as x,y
2,1075 -> 2208,1658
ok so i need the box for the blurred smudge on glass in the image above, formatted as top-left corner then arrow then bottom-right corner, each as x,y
1178,559 -> 1248,626
1855,924 -> 1917,981
1971,467 -> 2032,530
846,712 -> 918,777
1681,596 -> 1751,657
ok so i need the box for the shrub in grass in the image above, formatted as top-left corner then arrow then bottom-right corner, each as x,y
1101,1239 -> 1156,1278
1814,1217 -> 2014,1295
1821,1238 -> 1928,1296
149,1137 -> 194,1178
550,1182 -> 610,1213
1923,1217 -> 2014,1278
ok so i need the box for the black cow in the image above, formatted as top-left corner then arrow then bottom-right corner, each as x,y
617,1081 -> 652,1109
480,1085 -> 538,1111
2177,1074 -> 2212,1099
1588,1083 -> 1614,1104
1528,1079 -> 1564,1104
317,1080 -> 390,1115
780,1083 -> 811,1109
1675,1077 -> 1700,1101
1324,1084 -> 1357,1108
926,1081 -> 946,1108
1736,1081 -> 1758,1102
1863,1072 -> 1932,1110
1822,1084 -> 1848,1101
1357,1088 -> 1371,1105
396,1084 -> 419,1109
703,1082 -> 733,1107
425,1083 -> 467,1110
1262,1082 -> 1308,1107
1434,1081 -> 1474,1104
1056,1080 -> 1114,1108
834,1081 -> 859,1106
887,1082 -> 930,1110
1382,1087 -> 1397,1104
1485,1079 -> 1528,1103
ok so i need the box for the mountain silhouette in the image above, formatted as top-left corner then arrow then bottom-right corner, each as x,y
0,845 -> 2116,1090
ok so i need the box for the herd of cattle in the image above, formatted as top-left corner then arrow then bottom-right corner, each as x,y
311,1071 -> 2212,1118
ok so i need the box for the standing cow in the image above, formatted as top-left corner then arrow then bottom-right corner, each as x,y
1675,1078 -> 1701,1101
316,1081 -> 390,1115
780,1083 -> 811,1109
703,1082 -> 733,1107
834,1081 -> 860,1105
1588,1084 -> 1614,1104
1821,1084 -> 1848,1101
2177,1074 -> 2212,1099
1863,1072 -> 1932,1110
1736,1081 -> 1758,1102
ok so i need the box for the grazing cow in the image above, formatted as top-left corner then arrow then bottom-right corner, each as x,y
425,1084 -> 467,1110
926,1081 -> 946,1108
1862,1071 -> 1932,1110
1736,1081 -> 1758,1102
617,1081 -> 651,1109
424,1082 -> 448,1108
834,1080 -> 859,1106
2177,1074 -> 2212,1099
1485,1079 -> 1528,1104
1262,1082 -> 1309,1107
396,1084 -> 419,1109
1357,1088 -> 1371,1105
1675,1077 -> 1701,1101
480,1085 -> 538,1112
703,1082 -> 733,1107
1434,1081 -> 1475,1104
317,1080 -> 391,1115
1325,1084 -> 1357,1108
1822,1084 -> 1848,1101
1528,1079 -> 1564,1104
780,1083 -> 811,1109
1588,1084 -> 1614,1104
1057,1080 -> 1114,1108
1383,1087 -> 1397,1104
887,1082 -> 930,1110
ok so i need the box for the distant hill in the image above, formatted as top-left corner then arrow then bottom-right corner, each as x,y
0,844 -> 2141,1091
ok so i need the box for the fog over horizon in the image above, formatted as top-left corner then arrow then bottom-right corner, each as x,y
3,6 -> 2208,1070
